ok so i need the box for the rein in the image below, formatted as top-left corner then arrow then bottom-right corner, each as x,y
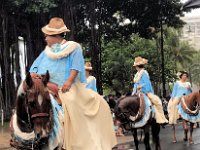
31,113 -> 49,119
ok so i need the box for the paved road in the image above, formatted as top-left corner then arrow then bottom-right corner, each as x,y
1,122 -> 200,150
114,123 -> 200,150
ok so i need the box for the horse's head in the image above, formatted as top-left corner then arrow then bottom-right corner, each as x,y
114,95 -> 140,130
16,71 -> 53,140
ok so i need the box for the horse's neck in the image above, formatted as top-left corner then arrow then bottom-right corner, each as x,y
185,92 -> 199,109
15,93 -> 33,133
194,92 -> 200,105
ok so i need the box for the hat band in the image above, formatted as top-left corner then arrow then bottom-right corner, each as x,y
45,25 -> 69,32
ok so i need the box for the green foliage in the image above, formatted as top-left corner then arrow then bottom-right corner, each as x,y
12,0 -> 58,13
186,52 -> 200,85
102,34 -> 162,94
102,40 -> 133,94
163,27 -> 196,70
102,27 -> 195,94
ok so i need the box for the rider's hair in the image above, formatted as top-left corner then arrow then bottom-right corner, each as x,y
179,71 -> 189,79
137,65 -> 144,68
52,33 -> 66,38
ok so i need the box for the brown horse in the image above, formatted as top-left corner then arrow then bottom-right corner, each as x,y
178,90 -> 200,144
10,71 -> 63,149
114,93 -> 161,150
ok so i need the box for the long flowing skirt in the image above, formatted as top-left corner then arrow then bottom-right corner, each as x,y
147,93 -> 168,124
59,81 -> 117,150
167,98 -> 180,124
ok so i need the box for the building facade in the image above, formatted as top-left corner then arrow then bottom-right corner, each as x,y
181,16 -> 200,50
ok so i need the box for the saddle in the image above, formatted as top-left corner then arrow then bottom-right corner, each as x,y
116,93 -> 146,123
129,93 -> 146,122
180,96 -> 199,116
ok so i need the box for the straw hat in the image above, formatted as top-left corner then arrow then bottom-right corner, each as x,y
85,62 -> 92,71
41,17 -> 70,35
133,56 -> 148,66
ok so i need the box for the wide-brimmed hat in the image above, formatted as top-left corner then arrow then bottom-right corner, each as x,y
85,62 -> 92,71
41,17 -> 70,35
133,56 -> 148,66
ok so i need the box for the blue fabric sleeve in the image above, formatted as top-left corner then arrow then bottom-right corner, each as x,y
29,51 -> 45,73
171,82 -> 178,98
69,47 -> 86,83
141,72 -> 154,93
70,48 -> 84,72
87,79 -> 97,92
133,84 -> 137,94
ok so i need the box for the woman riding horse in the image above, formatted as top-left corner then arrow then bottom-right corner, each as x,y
132,56 -> 168,125
29,17 -> 116,150
114,57 -> 166,150
168,71 -> 192,143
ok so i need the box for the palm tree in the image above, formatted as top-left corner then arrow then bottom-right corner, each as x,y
164,27 -> 196,70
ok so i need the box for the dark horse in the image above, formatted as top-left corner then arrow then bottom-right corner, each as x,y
178,90 -> 200,144
10,71 -> 63,150
114,93 -> 161,150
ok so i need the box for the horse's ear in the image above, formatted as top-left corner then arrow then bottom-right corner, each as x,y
25,72 -> 33,88
42,70 -> 50,86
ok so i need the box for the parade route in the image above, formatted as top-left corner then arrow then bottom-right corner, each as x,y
1,122 -> 200,150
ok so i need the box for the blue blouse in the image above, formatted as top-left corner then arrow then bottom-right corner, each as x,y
171,81 -> 192,99
133,70 -> 154,94
86,76 -> 97,92
29,42 -> 86,86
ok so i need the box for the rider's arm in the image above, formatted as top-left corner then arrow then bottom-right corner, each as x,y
62,47 -> 85,92
62,70 -> 78,92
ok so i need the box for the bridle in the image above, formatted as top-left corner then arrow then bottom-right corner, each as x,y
22,75 -> 50,129
31,113 -> 49,119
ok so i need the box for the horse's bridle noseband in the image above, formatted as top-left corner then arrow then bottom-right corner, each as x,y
31,113 -> 49,119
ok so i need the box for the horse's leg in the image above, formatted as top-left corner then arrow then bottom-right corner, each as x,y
189,122 -> 194,144
182,120 -> 188,141
131,128 -> 139,150
172,124 -> 177,143
151,120 -> 161,150
144,125 -> 151,150
197,122 -> 199,128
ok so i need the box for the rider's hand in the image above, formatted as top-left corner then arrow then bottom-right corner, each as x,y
62,80 -> 72,93
136,85 -> 142,90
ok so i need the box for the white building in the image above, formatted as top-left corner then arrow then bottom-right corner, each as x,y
181,16 -> 200,50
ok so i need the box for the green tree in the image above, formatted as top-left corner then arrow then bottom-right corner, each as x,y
102,40 -> 133,94
164,27 -> 196,70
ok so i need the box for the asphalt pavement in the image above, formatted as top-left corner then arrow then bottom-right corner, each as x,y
113,122 -> 200,150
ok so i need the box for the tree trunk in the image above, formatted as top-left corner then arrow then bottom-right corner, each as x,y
90,0 -> 103,94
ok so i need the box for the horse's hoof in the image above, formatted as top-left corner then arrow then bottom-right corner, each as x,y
172,140 -> 177,143
189,141 -> 194,144
189,138 -> 194,144
183,138 -> 188,141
